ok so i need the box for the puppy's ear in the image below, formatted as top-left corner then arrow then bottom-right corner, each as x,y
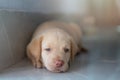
27,36 -> 43,68
70,40 -> 78,62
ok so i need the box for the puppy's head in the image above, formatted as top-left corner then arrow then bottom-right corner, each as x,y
38,29 -> 78,72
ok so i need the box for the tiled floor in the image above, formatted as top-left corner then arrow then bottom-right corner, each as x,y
0,53 -> 120,80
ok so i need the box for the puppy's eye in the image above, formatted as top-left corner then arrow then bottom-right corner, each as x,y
64,48 -> 69,53
45,48 -> 51,51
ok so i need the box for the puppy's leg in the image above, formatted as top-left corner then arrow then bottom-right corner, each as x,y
34,57 -> 43,68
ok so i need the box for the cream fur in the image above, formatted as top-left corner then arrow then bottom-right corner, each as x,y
27,21 -> 83,72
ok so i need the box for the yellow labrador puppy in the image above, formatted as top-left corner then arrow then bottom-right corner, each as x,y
27,21 -> 86,72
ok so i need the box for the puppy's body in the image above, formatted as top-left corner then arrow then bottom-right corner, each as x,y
27,21 -> 84,72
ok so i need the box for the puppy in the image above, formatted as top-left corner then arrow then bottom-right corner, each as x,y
26,21 -> 86,72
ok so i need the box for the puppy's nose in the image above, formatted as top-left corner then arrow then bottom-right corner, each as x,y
55,60 -> 64,68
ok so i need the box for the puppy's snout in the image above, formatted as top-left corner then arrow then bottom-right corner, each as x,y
55,60 -> 64,68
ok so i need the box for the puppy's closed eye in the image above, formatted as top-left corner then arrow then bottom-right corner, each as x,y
45,48 -> 51,51
64,48 -> 69,53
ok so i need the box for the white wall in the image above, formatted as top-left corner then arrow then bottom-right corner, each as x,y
0,0 -> 89,15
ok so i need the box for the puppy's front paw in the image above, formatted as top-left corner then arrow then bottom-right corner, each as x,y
36,61 -> 43,68
33,61 -> 43,68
